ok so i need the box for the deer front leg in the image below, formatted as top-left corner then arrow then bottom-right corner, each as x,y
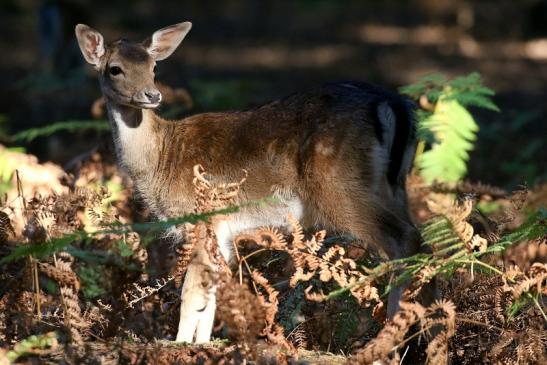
175,219 -> 234,343
175,255 -> 217,343
194,291 -> 217,343
176,262 -> 204,342
176,219 -> 228,343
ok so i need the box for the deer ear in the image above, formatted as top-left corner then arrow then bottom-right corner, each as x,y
75,24 -> 105,68
143,22 -> 192,61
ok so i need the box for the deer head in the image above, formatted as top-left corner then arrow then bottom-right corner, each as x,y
75,22 -> 192,109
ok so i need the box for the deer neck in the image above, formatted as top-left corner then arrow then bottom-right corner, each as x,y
105,100 -> 162,179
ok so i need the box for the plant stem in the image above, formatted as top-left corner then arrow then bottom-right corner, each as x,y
454,259 -> 504,276
528,294 -> 547,322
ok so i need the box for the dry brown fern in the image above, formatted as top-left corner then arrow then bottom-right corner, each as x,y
289,326 -> 308,350
216,277 -> 267,345
287,218 -> 383,312
250,270 -> 289,349
426,332 -> 449,365
171,165 -> 246,286
0,260 -> 36,344
192,164 -> 246,214
39,262 -> 80,290
424,299 -> 456,365
348,299 -> 456,365
349,301 -> 425,365
427,194 -> 488,253
122,276 -> 174,309
124,231 -> 148,282
54,252 -> 87,349
503,262 -> 547,300
502,238 -> 547,271
171,220 -> 225,291
430,180 -> 508,200
403,264 -> 439,301
233,214 -> 383,313
21,186 -> 115,241
185,167 -> 295,351
172,223 -> 196,288
489,326 -> 547,365
450,269 -> 546,364
0,211 -> 15,244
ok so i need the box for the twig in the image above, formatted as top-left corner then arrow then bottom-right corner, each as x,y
16,170 -> 41,319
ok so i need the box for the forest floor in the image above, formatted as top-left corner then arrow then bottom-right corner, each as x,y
0,143 -> 545,365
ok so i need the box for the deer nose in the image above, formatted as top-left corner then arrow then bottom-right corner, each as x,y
144,90 -> 161,104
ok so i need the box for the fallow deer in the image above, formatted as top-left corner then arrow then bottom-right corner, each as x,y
75,21 -> 436,344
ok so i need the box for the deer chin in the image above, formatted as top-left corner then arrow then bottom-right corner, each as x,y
132,100 -> 161,109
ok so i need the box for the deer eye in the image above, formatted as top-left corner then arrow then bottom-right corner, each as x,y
109,66 -> 123,76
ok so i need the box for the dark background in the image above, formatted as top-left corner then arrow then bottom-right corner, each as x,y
1,0 -> 546,188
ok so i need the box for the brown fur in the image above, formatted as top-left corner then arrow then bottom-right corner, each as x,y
118,91 -> 417,257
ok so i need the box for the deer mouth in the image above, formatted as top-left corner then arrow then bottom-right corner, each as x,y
133,100 -> 161,109
103,88 -> 160,109
132,101 -> 160,109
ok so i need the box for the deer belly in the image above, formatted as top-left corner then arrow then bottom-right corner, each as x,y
213,196 -> 304,261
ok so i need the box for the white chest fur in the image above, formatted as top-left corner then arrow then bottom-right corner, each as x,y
107,104 -> 157,175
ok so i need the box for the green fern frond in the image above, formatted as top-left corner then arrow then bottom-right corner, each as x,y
0,146 -> 26,194
313,208 -> 545,311
399,74 -> 447,102
487,208 -> 547,253
401,72 -> 499,111
0,202 -> 251,264
11,120 -> 110,142
417,98 -> 478,183
6,332 -> 58,363
0,232 -> 86,263
401,72 -> 499,183
334,305 -> 359,349
421,217 -> 462,251
449,92 -> 498,111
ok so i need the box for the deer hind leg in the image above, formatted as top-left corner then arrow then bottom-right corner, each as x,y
345,208 -> 427,317
310,188 -> 437,316
367,207 -> 439,318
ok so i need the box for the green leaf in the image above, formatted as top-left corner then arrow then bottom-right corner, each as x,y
117,241 -> 135,257
78,265 -> 108,299
7,332 -> 58,362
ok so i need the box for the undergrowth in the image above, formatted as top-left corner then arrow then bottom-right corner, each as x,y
0,157 -> 545,364
0,74 -> 545,364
